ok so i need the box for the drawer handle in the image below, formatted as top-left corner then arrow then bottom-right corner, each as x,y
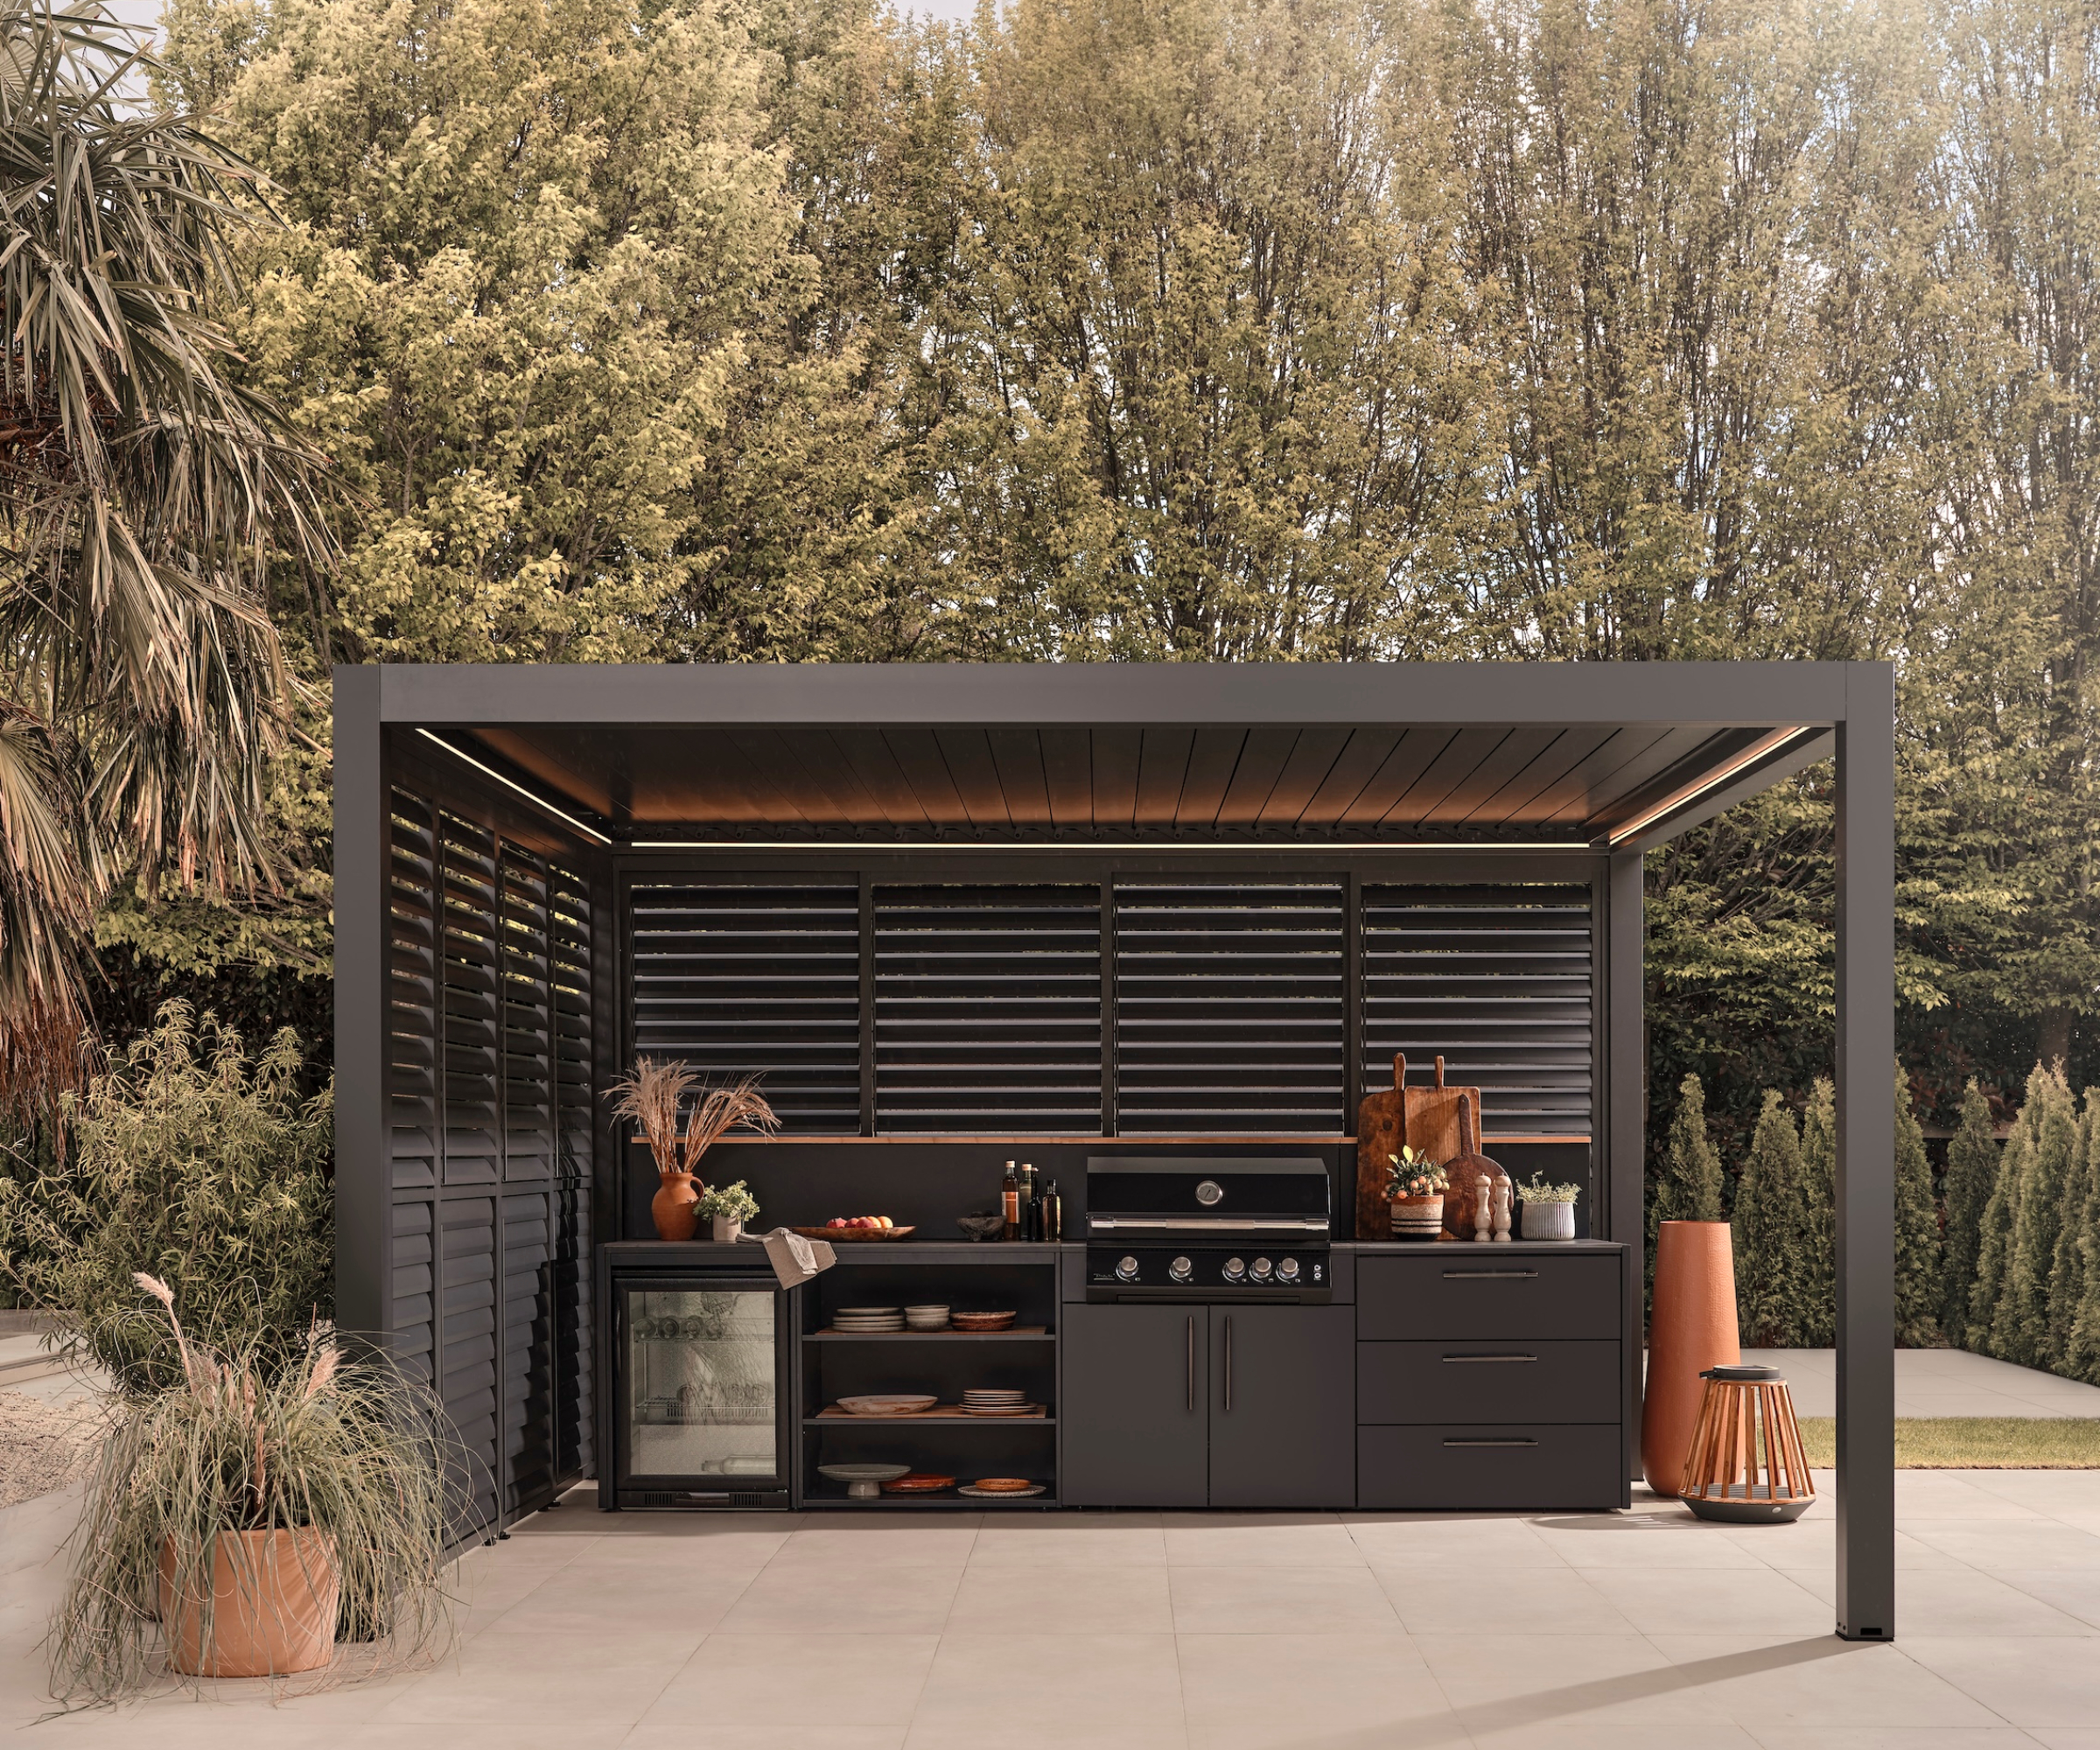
1442,1270 -> 1538,1280
1442,1438 -> 1538,1448
1442,1354 -> 1537,1364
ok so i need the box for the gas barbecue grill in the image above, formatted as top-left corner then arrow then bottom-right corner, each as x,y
1083,1156 -> 1334,1301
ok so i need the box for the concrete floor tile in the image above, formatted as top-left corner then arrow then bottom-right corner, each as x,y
715,1560 -> 965,1634
1907,1520 -> 2100,1571
1177,1630 -> 1452,1749
970,1519 -> 1168,1567
475,1564 -> 762,1636
631,1728 -> 908,1750
1740,1732 -> 2048,1749
1997,1568 -> 2100,1629
1415,1630 -> 1712,1726
1785,1564 -> 2097,1636
366,1629 -> 700,1726
1643,1634 -> 2008,1731
1530,1508 -> 1768,1570
1468,1728 -> 1763,1750
640,1633 -> 938,1728
1897,1633 -> 2100,1728
948,1562 -> 1173,1633
1162,1513 -> 1366,1567
1346,1513 -> 1574,1570
1580,1565 -> 1831,1636
1723,1522 -> 1967,1573
1169,1564 -> 1401,1633
908,1631 -> 1184,1740
1893,1477 -> 2054,1521
2031,1734 -> 2100,1749
769,1520 -> 981,1568
1373,1563 -> 1637,1634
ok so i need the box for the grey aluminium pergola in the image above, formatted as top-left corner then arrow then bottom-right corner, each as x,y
333,659 -> 1894,1638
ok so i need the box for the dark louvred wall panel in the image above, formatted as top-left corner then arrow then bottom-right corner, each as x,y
628,884 -> 862,1131
1362,884 -> 1593,1136
1113,881 -> 1347,1133
385,783 -> 593,1536
874,885 -> 1103,1133
550,867 -> 594,1477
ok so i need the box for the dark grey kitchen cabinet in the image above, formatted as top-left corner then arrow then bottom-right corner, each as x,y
1209,1306 -> 1355,1508
1060,1303 -> 1208,1506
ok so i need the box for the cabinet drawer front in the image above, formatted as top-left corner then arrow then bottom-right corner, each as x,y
1358,1424 -> 1624,1511
1356,1254 -> 1620,1340
1358,1340 -> 1620,1425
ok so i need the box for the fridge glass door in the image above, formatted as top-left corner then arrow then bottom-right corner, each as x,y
622,1284 -> 781,1482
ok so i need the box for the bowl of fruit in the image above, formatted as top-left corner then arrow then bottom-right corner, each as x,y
794,1216 -> 916,1242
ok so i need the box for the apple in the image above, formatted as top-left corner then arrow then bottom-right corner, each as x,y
827,1218 -> 846,1228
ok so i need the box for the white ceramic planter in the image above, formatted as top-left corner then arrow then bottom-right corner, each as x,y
1520,1201 -> 1575,1241
710,1214 -> 744,1243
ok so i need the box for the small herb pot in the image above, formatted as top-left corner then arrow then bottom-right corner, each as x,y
1521,1201 -> 1576,1241
1390,1194 -> 1445,1239
710,1214 -> 744,1243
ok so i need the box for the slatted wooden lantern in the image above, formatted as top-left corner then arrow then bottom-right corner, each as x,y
1678,1363 -> 1816,1523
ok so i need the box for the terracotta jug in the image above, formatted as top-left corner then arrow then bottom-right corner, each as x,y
1642,1220 -> 1740,1497
651,1170 -> 701,1242
158,1527 -> 338,1676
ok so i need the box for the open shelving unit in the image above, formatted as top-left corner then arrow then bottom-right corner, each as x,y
797,1253 -> 1061,1508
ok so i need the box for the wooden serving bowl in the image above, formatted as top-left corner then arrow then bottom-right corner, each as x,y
792,1225 -> 918,1242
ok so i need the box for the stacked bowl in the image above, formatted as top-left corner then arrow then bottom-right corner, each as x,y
905,1304 -> 951,1331
832,1306 -> 903,1333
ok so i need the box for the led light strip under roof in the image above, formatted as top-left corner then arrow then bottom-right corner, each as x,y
628,838 -> 1592,851
1606,725 -> 1819,846
415,731 -> 612,844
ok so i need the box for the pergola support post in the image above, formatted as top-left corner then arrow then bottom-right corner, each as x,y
1606,849 -> 1645,1487
333,668 -> 388,1341
1836,663 -> 1896,1639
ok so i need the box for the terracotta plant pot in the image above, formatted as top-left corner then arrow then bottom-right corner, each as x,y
651,1170 -> 701,1241
1642,1220 -> 1741,1498
158,1527 -> 338,1676
1390,1194 -> 1445,1239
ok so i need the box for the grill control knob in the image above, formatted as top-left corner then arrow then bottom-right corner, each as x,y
1250,1256 -> 1274,1283
1169,1256 -> 1194,1284
1277,1257 -> 1301,1283
1222,1256 -> 1247,1283
1116,1256 -> 1142,1283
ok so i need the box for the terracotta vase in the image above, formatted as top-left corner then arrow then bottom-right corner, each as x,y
158,1527 -> 338,1676
651,1170 -> 701,1242
1642,1220 -> 1741,1497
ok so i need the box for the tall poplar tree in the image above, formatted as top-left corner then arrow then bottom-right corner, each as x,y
1796,1081 -> 1838,1347
1734,1092 -> 1813,1348
1942,1081 -> 1999,1346
1993,1064 -> 2078,1368
1894,1064 -> 1942,1347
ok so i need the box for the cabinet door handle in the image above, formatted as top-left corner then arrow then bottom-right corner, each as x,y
1186,1314 -> 1194,1412
1223,1314 -> 1232,1412
1442,1437 -> 1538,1448
1441,1354 -> 1537,1364
1442,1270 -> 1538,1279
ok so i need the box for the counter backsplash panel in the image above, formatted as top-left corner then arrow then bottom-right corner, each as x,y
620,1137 -> 1593,1242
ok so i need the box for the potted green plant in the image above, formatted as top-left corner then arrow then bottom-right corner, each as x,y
611,1062 -> 777,1241
1386,1147 -> 1450,1239
48,1275 -> 452,1701
697,1180 -> 760,1243
1518,1174 -> 1581,1240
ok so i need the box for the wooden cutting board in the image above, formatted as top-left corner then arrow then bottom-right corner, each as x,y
1354,1054 -> 1483,1240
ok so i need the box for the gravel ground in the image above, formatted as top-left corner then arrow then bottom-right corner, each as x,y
0,1388 -> 104,1509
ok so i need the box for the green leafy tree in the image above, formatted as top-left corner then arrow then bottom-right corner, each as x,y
1970,1114 -> 2025,1359
2054,1096 -> 2100,1372
1942,1080 -> 1999,1345
1734,1092 -> 1815,1348
1894,1063 -> 1942,1347
1797,1080 -> 1838,1347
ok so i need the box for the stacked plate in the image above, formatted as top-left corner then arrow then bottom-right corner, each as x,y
950,1310 -> 1017,1333
905,1304 -> 951,1331
959,1388 -> 1037,1418
833,1306 -> 903,1333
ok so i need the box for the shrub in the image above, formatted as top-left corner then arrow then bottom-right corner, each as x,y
1734,1091 -> 1815,1347
1989,1063 -> 2076,1368
1942,1082 -> 1998,1347
1894,1064 -> 1942,1346
0,1000 -> 332,1392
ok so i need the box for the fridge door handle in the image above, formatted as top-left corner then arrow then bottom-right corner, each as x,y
1222,1315 -> 1232,1412
1186,1314 -> 1195,1412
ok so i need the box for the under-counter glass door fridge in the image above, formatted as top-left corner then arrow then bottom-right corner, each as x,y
611,1272 -> 792,1508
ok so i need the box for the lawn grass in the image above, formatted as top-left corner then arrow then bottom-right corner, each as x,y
1796,1418 -> 2100,1467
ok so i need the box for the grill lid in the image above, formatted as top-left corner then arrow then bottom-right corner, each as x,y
1084,1156 -> 1332,1236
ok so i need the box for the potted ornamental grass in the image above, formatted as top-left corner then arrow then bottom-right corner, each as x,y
1518,1174 -> 1582,1240
1386,1147 -> 1450,1240
612,1060 -> 777,1241
48,1276 -> 453,1703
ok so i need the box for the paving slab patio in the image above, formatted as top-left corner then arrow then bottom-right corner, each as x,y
1742,1349 -> 2100,1419
4,1469 -> 2100,1746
